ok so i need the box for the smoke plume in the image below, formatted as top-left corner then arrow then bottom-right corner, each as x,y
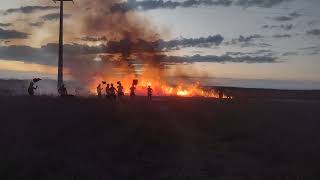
53,0 -> 171,86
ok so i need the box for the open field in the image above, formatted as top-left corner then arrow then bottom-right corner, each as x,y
1,95 -> 320,179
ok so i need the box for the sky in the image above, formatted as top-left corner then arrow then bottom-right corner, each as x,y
0,0 -> 320,89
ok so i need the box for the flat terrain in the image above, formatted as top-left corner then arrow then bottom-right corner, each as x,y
0,95 -> 320,179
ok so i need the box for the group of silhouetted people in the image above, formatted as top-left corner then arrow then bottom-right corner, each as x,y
105,83 -> 118,99
96,81 -> 153,100
27,78 -> 231,100
97,82 -> 123,100
27,78 -> 154,99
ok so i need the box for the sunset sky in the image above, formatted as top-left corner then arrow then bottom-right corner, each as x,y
0,0 -> 320,89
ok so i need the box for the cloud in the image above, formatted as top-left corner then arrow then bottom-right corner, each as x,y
259,43 -> 272,47
272,16 -> 292,21
226,34 -> 266,47
41,13 -> 72,21
289,12 -> 301,17
2,6 -> 59,15
159,35 -> 224,50
0,43 -> 94,65
307,20 -> 317,26
282,52 -> 298,56
306,29 -> 320,36
158,54 -> 278,64
110,0 -> 291,12
0,45 -> 55,64
0,28 -> 28,39
237,34 -> 264,42
80,36 -> 108,42
0,40 -> 10,45
0,23 -> 13,27
269,12 -> 301,21
225,49 -> 273,56
0,35 -> 223,66
236,0 -> 291,8
111,0 -> 233,12
262,24 -> 293,31
272,34 -> 291,38
29,22 -> 45,27
0,41 -> 277,67
81,35 -> 224,51
0,42 -> 278,83
2,0 -> 290,16
300,46 -> 320,55
79,35 -> 224,58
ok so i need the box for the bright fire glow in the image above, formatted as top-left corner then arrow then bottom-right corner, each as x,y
89,74 -> 229,98
87,62 -> 232,98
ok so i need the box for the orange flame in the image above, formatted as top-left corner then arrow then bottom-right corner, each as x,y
89,75 -> 229,98
87,63 -> 231,98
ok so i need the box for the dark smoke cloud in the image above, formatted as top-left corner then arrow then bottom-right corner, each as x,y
0,0 -> 284,83
0,28 -> 28,39
2,6 -> 59,15
78,0 -> 163,45
41,13 -> 72,21
104,35 -> 223,58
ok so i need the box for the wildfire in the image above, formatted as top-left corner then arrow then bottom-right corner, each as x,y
89,74 -> 229,98
177,90 -> 189,96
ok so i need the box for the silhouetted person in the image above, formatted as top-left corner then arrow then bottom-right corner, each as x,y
28,81 -> 37,96
58,84 -> 68,97
117,81 -> 124,97
109,83 -> 117,100
218,88 -> 224,99
106,84 -> 110,98
97,84 -> 102,97
147,85 -> 153,100
130,84 -> 136,98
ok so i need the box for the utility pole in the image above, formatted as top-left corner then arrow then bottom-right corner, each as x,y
52,0 -> 74,91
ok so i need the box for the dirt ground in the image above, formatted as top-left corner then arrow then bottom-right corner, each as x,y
0,95 -> 320,179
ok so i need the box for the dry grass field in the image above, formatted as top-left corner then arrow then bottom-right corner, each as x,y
0,94 -> 320,179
